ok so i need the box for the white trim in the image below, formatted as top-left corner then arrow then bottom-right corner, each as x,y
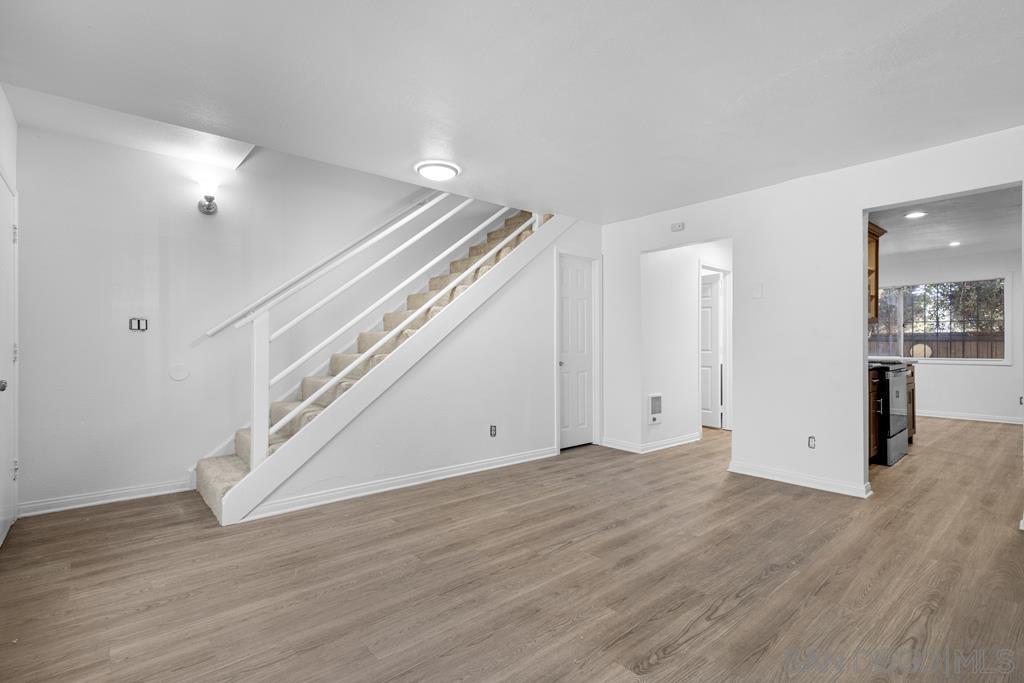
916,409 -> 1023,425
247,446 -> 559,522
728,459 -> 874,499
1019,516 -> 1024,532
600,437 -> 643,453
601,431 -> 702,454
639,431 -> 702,453
17,478 -> 192,517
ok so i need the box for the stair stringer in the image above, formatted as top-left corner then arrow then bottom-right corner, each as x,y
220,214 -> 579,525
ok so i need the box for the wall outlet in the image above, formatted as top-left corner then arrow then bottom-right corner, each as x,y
129,317 -> 148,331
670,221 -> 686,232
489,425 -> 497,437
808,435 -> 816,449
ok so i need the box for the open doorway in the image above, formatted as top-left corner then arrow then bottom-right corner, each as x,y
864,183 -> 1023,488
639,238 -> 732,452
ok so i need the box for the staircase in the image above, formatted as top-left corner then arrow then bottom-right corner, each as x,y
196,209 -> 538,522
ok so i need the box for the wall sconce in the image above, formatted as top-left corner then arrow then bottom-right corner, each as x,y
198,195 -> 218,215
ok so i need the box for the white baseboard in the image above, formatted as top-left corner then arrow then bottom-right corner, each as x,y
639,432 -> 703,453
916,409 -> 1022,425
18,478 -> 193,517
728,460 -> 873,499
601,431 -> 703,454
245,446 -> 560,522
600,437 -> 643,453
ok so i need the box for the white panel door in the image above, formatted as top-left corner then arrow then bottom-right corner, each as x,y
559,254 -> 593,448
0,183 -> 15,545
700,273 -> 722,428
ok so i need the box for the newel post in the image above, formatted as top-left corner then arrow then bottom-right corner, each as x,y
250,310 -> 270,470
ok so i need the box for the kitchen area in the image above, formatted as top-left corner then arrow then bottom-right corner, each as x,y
867,220 -> 915,468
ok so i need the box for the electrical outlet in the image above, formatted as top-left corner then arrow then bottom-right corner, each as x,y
129,317 -> 148,331
808,435 -> 816,449
670,221 -> 686,232
489,425 -> 497,437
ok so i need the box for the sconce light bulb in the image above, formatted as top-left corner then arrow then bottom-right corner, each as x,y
198,194 -> 218,215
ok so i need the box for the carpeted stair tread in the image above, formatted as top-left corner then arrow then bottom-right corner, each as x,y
301,375 -> 356,406
271,400 -> 323,436
234,428 -> 288,461
329,352 -> 388,378
196,454 -> 250,523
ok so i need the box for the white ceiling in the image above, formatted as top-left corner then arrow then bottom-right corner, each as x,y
870,185 -> 1022,257
2,1 -> 1024,223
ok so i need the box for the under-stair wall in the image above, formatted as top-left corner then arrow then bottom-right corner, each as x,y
16,127 -> 501,515
247,218 -> 601,520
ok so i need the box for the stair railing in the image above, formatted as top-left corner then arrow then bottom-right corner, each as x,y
226,193 -> 541,471
204,190 -> 449,337
267,214 -> 536,440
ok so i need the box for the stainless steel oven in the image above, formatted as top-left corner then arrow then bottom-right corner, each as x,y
879,365 -> 909,465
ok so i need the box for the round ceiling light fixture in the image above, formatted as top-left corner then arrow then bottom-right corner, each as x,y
904,211 -> 927,219
415,160 -> 461,182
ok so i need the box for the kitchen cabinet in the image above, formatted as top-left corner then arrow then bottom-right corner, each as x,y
867,222 -> 887,323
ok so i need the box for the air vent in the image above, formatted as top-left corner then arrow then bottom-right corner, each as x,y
648,394 -> 662,424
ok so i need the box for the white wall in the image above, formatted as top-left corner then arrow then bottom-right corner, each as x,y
0,85 -> 14,191
258,220 -> 602,513
882,248 -> 1023,423
16,126 -> 505,511
633,239 -> 733,453
604,125 -> 1024,499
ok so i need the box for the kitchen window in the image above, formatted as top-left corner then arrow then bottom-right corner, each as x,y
868,278 -> 1006,361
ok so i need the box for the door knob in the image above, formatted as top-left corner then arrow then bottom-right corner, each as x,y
0,379 -> 7,391
558,361 -> 565,367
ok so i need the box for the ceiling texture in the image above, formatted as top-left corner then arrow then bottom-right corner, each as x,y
871,185 -> 1023,258
2,1 -> 1024,223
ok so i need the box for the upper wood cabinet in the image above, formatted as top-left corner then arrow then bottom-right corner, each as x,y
867,222 -> 886,323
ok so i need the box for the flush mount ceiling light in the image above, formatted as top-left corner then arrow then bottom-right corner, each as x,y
949,241 -> 961,247
414,160 -> 461,182
904,211 -> 927,219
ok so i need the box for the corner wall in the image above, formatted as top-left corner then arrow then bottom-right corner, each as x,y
636,239 -> 733,452
604,124 -> 1024,499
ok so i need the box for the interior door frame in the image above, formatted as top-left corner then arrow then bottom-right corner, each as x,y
0,168 -> 18,536
699,261 -> 731,431
553,249 -> 603,450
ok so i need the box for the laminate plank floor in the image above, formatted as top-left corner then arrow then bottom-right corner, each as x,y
1,417 -> 1022,681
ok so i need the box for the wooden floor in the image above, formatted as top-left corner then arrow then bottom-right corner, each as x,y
1,417 -> 1022,681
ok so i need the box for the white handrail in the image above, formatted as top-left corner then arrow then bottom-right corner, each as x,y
211,191 -> 450,334
270,206 -> 511,386
270,197 -> 474,341
269,215 -> 536,435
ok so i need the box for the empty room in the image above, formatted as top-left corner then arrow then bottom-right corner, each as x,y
0,2 -> 1022,681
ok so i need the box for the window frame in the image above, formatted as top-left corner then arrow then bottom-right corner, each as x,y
869,273 -> 1013,367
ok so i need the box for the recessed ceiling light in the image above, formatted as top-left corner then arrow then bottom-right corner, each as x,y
904,211 -> 927,219
414,160 -> 461,182
949,241 -> 961,247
